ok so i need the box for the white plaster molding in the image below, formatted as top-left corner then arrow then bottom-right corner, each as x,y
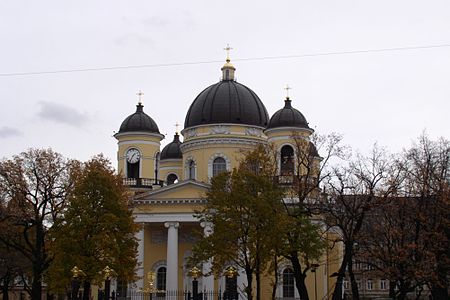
118,140 -> 161,147
245,127 -> 262,137
264,126 -> 314,136
134,213 -> 199,223
180,137 -> 266,152
210,125 -> 230,134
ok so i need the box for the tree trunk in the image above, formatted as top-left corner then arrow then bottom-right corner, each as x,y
2,273 -> 11,300
289,252 -> 309,300
245,266 -> 253,300
347,256 -> 359,300
271,255 -> 278,300
332,242 -> 353,300
31,275 -> 42,300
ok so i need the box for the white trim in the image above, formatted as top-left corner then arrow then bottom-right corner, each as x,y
181,137 -> 266,152
159,166 -> 182,171
118,140 -> 161,147
134,213 -> 199,223
181,123 -> 266,137
264,126 -> 314,135
114,131 -> 165,140
160,158 -> 182,163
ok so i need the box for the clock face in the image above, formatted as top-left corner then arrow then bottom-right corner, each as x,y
126,148 -> 141,164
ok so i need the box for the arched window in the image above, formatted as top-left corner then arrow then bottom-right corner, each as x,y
188,160 -> 195,180
282,268 -> 295,298
167,174 -> 178,185
156,267 -> 166,291
280,145 -> 294,175
155,152 -> 160,180
212,157 -> 227,177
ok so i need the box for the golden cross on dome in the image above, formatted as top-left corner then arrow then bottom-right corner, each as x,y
136,90 -> 144,104
175,122 -> 180,134
284,84 -> 291,99
224,44 -> 233,62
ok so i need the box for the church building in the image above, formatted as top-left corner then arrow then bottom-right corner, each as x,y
114,52 -> 339,299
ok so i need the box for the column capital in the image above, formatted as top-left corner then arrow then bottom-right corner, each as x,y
164,221 -> 179,229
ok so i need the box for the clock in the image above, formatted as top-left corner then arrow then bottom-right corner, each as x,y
126,148 -> 141,164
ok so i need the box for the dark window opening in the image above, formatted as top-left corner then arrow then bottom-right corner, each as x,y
280,145 -> 294,176
167,174 -> 178,185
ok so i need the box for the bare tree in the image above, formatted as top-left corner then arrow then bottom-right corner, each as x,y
318,144 -> 400,300
0,149 -> 76,300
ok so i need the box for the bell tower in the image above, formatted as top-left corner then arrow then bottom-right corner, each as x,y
114,91 -> 164,189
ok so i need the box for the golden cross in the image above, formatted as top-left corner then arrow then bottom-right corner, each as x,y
136,90 -> 144,104
284,84 -> 291,99
224,44 -> 233,61
175,122 -> 180,134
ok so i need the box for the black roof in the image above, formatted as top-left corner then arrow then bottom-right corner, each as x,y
267,98 -> 310,130
119,103 -> 160,134
184,80 -> 269,128
161,133 -> 182,160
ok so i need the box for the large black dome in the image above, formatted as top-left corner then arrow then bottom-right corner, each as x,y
184,81 -> 269,128
119,103 -> 160,134
267,98 -> 310,130
161,133 -> 182,160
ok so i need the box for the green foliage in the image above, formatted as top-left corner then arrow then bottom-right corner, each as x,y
190,145 -> 286,300
47,155 -> 139,293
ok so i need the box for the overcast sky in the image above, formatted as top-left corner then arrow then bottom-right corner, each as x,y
1,0 -> 449,166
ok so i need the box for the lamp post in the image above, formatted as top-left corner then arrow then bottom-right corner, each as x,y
189,267 -> 202,300
311,264 -> 320,300
140,271 -> 162,300
71,266 -> 85,300
224,266 -> 238,300
103,266 -> 116,300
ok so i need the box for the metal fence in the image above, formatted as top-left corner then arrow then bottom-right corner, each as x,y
120,290 -> 235,300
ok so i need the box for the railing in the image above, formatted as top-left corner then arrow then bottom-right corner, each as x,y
124,290 -> 227,300
123,178 -> 164,188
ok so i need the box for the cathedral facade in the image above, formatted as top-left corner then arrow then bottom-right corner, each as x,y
114,56 -> 339,299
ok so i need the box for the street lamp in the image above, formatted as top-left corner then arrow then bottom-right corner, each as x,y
189,267 -> 202,300
311,264 -> 320,300
103,266 -> 116,300
140,271 -> 163,300
71,266 -> 85,300
224,266 -> 238,300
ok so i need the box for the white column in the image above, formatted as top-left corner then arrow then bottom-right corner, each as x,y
200,222 -> 214,291
164,221 -> 179,292
237,267 -> 247,300
135,225 -> 145,290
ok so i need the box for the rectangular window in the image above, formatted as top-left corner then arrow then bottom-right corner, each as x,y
343,280 -> 349,290
380,279 -> 387,290
367,280 -> 373,291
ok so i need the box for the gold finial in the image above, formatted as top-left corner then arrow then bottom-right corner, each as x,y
224,44 -> 233,62
189,266 -> 202,279
71,266 -> 86,279
103,266 -> 116,280
284,84 -> 291,100
175,122 -> 180,134
225,266 -> 238,278
136,90 -> 144,105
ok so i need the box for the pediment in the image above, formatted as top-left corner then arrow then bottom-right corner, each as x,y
133,180 -> 210,201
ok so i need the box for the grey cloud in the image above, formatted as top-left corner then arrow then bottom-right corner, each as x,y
114,33 -> 155,46
0,126 -> 23,138
142,16 -> 170,27
37,101 -> 89,127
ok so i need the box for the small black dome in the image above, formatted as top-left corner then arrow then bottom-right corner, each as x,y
161,133 -> 182,160
119,103 -> 160,133
267,98 -> 310,130
185,81 -> 269,128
